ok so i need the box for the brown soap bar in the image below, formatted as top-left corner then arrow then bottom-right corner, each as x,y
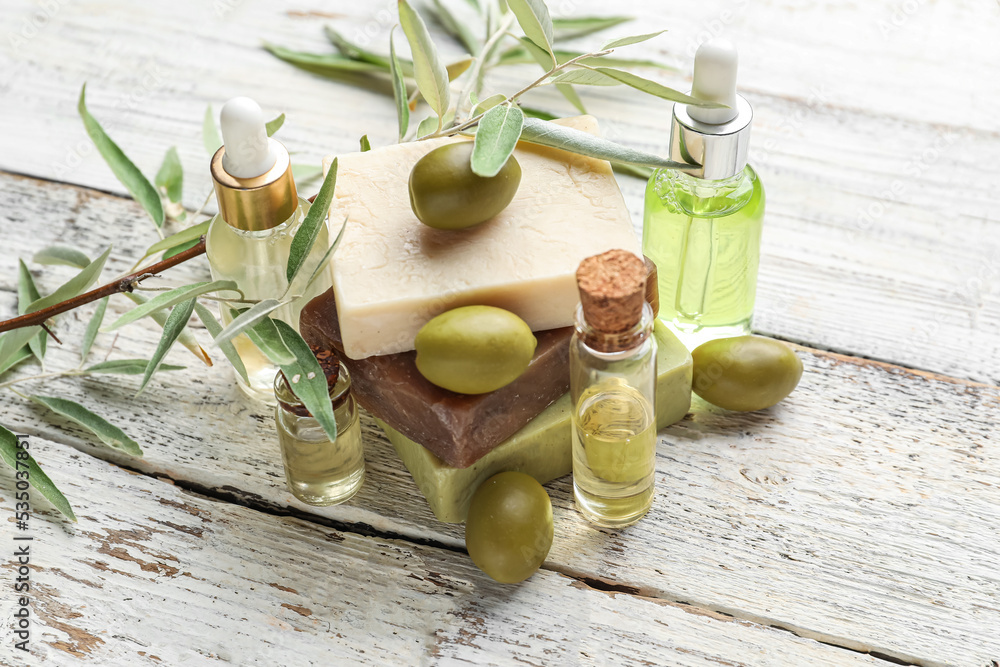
300,289 -> 573,468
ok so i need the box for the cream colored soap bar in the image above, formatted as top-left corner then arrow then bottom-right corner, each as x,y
323,116 -> 641,359
381,323 -> 692,523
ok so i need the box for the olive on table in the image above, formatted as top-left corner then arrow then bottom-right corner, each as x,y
408,142 -> 521,230
465,472 -> 554,584
415,305 -> 537,394
691,335 -> 803,412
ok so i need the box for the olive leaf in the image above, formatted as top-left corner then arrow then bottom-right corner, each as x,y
32,246 -> 91,269
78,84 -> 164,229
507,0 -> 556,65
519,117 -> 696,170
471,104 -> 524,177
0,424 -> 76,521
263,43 -> 386,77
212,300 -> 290,358
325,26 -> 414,76
360,135 -> 372,152
389,27 -> 410,143
80,296 -> 109,362
428,0 -> 481,55
245,317 -> 338,442
193,302 -> 249,384
549,69 -> 623,86
104,280 -> 238,332
587,67 -> 722,106
162,239 -> 201,259
144,221 -> 209,258
265,113 -> 285,136
17,260 -> 45,362
123,292 -> 212,366
519,105 -> 558,121
286,158 -> 337,285
0,345 -> 31,377
552,15 -> 631,40
231,309 -> 297,368
154,146 -> 184,204
398,0 -> 451,123
25,246 -> 111,315
0,327 -> 42,371
203,105 -> 223,155
28,395 -> 142,457
84,359 -> 185,375
612,162 -> 654,179
136,298 -> 197,396
473,93 -> 507,115
602,30 -> 667,50
416,110 -> 455,138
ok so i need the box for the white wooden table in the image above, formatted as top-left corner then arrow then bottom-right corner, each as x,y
1,1 -> 998,665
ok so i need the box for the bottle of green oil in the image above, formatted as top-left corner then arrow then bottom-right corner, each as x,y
642,39 -> 764,350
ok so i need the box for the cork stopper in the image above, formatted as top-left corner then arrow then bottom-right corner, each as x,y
576,250 -> 647,334
276,344 -> 344,418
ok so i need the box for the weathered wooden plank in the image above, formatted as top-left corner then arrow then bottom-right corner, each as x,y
1,176 -> 998,664
1,0 -> 998,379
0,435 -> 885,666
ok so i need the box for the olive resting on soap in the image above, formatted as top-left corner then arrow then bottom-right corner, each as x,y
465,471 -> 554,584
691,335 -> 803,412
415,305 -> 537,394
408,142 -> 522,230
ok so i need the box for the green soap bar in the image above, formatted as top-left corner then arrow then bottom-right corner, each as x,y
381,322 -> 692,523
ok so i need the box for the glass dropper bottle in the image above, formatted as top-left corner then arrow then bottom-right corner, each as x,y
642,39 -> 765,350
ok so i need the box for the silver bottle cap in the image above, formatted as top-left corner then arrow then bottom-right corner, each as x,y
669,95 -> 752,180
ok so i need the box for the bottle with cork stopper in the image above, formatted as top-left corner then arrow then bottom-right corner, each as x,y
571,250 -> 658,528
273,344 -> 365,506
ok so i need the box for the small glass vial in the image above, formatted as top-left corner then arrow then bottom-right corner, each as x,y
207,97 -> 332,401
571,250 -> 658,528
642,39 -> 765,350
273,361 -> 364,506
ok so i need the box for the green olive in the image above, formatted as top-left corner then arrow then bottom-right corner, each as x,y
409,142 -> 521,230
465,472 -> 554,584
415,305 -> 537,394
691,336 -> 803,412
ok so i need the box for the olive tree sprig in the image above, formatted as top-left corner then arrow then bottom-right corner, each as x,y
0,91 -> 345,519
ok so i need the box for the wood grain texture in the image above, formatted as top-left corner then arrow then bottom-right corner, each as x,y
1,0 -> 998,381
0,434 -> 885,666
1,175 -> 998,664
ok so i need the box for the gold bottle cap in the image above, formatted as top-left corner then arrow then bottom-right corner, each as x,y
211,139 -> 298,231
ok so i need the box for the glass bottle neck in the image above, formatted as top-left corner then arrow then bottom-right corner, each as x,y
574,303 -> 654,356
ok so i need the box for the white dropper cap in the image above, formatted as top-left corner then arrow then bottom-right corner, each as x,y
688,39 -> 739,125
220,97 -> 276,179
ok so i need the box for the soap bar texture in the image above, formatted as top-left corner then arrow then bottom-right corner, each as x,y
299,289 -> 571,468
381,322 -> 692,523
323,115 -> 641,359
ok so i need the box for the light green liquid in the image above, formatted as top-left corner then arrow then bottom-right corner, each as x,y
206,197 -> 331,401
572,383 -> 656,528
642,166 -> 764,350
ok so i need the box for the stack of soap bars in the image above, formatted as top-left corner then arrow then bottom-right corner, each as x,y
300,117 -> 693,522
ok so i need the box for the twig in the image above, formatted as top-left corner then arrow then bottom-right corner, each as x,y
0,238 -> 207,334
424,48 -> 615,140
41,323 -> 61,345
